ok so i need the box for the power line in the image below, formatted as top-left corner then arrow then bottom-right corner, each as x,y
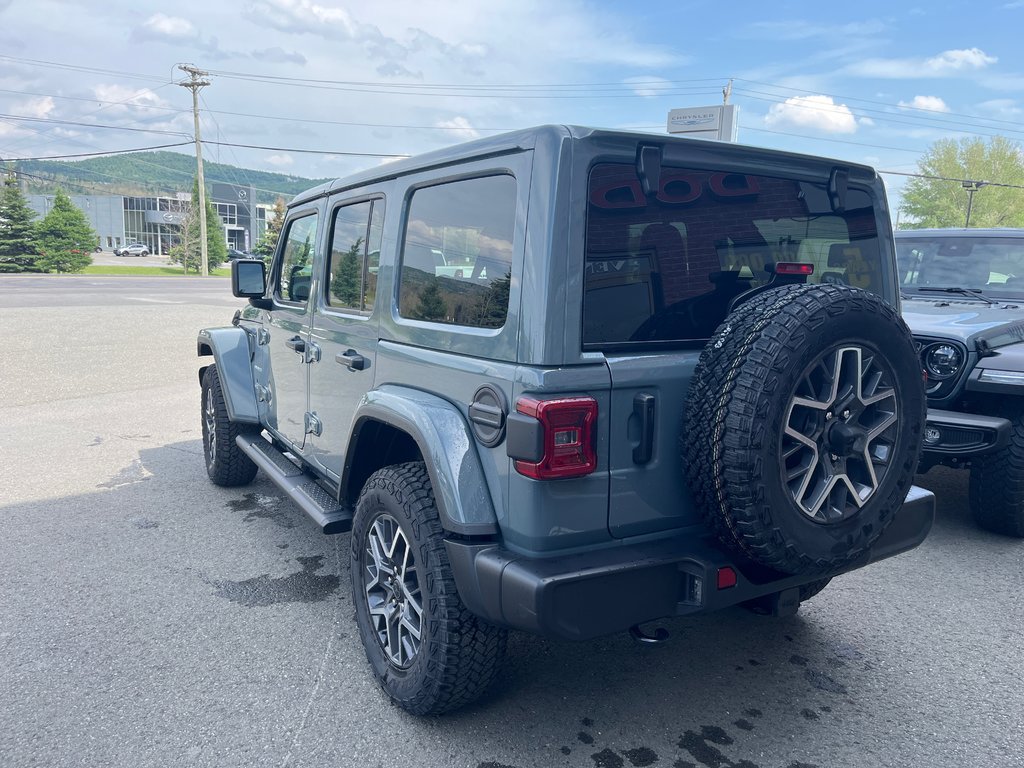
3,142 -> 194,161
878,169 -> 1024,191
203,140 -> 409,158
0,54 -> 167,83
0,112 -> 191,138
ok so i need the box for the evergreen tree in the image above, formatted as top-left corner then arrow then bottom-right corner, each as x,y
252,197 -> 287,262
169,178 -> 228,273
331,237 -> 363,307
0,176 -> 41,272
412,279 -> 448,321
34,188 -> 95,273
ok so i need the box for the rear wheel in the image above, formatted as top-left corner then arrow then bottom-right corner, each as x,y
201,365 -> 258,487
351,462 -> 507,715
685,285 -> 925,575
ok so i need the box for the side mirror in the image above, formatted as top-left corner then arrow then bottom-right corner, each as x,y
231,259 -> 272,309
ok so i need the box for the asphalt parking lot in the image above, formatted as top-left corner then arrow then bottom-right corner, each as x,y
1,275 -> 1022,768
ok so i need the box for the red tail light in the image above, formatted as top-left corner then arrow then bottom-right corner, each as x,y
514,396 -> 597,479
774,262 -> 814,275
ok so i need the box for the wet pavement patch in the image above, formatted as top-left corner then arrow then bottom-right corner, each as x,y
578,731 -> 595,744
622,746 -> 658,766
226,493 -> 296,529
131,519 -> 159,529
207,555 -> 339,607
733,718 -> 755,731
591,748 -> 624,768
803,668 -> 848,695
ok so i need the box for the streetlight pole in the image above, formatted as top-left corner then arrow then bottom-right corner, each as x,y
178,64 -> 211,276
963,180 -> 986,228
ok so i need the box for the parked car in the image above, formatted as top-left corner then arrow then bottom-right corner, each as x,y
115,242 -> 150,257
898,227 -> 1024,536
227,248 -> 252,261
197,126 -> 934,714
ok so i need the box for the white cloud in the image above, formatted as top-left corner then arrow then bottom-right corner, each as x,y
251,46 -> 307,65
266,153 -> 294,166
14,95 -> 54,118
898,95 -> 951,112
743,19 -> 886,41
141,13 -> 195,39
434,116 -> 479,140
764,95 -> 858,134
977,98 -> 1022,116
623,76 -> 673,98
249,0 -> 358,37
847,47 -> 997,78
92,84 -> 169,110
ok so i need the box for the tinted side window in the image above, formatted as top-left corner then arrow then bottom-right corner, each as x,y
275,214 -> 318,305
398,175 -> 516,329
326,199 -> 383,313
583,163 -> 881,346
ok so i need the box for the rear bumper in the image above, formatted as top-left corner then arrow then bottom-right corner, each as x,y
447,486 -> 935,640
921,408 -> 1011,457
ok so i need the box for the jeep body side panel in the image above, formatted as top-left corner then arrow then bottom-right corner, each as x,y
349,382 -> 499,536
197,327 -> 260,424
306,186 -> 390,481
259,200 -> 327,452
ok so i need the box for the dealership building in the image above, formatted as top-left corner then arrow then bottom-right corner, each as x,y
27,183 -> 271,255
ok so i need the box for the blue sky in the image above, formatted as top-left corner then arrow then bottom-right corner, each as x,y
0,0 -> 1022,210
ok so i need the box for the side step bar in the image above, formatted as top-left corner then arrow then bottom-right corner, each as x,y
235,435 -> 353,534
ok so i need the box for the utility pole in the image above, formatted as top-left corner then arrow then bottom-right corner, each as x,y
723,79 -> 733,105
178,64 -> 211,276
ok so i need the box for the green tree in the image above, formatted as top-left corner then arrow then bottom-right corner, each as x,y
169,178 -> 227,274
901,136 -> 1024,228
330,237 -> 363,307
412,279 -> 448,321
0,176 -> 41,272
34,188 -> 95,273
252,197 -> 287,262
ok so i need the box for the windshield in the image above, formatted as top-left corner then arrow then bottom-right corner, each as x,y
897,235 -> 1024,298
583,162 -> 888,346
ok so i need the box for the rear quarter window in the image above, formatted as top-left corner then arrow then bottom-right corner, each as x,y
398,174 -> 516,329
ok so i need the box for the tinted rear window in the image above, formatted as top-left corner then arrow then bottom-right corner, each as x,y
897,235 -> 1024,296
583,163 -> 883,346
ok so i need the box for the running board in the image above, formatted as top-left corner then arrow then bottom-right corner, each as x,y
235,435 -> 353,534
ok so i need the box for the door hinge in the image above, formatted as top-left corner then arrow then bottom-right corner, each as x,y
305,341 -> 321,364
304,412 -> 323,437
256,328 -> 271,346
255,384 -> 271,403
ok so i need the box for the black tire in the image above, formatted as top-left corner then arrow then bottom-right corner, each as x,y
201,364 -> 259,487
969,407 -> 1024,537
685,284 -> 925,575
351,462 -> 507,715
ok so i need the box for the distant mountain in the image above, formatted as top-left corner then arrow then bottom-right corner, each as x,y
15,151 -> 332,205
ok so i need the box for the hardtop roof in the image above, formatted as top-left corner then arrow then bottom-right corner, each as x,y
289,124 -> 882,207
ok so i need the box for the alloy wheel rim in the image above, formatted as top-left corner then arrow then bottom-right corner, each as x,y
204,387 -> 217,463
781,345 -> 899,523
363,513 -> 422,668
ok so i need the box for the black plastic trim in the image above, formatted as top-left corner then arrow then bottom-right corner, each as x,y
921,407 -> 1011,456
447,486 -> 934,640
506,412 -> 544,462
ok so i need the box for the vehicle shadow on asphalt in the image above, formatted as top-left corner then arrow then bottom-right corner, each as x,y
0,443 -> 1005,768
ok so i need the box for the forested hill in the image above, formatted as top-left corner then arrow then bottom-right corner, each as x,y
16,151 -> 332,204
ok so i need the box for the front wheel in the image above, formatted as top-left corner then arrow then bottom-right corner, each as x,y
351,462 -> 507,715
969,409 -> 1024,537
201,365 -> 258,487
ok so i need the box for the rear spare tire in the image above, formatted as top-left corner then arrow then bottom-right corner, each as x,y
685,284 -> 925,575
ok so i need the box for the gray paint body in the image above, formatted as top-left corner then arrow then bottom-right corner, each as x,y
205,125 -> 903,557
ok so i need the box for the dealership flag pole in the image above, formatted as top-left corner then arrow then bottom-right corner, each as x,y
178,64 -> 211,277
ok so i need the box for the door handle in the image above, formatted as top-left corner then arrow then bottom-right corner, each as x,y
336,349 -> 368,371
632,393 -> 655,465
285,336 -> 305,353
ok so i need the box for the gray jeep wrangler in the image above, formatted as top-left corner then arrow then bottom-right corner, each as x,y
197,125 -> 934,715
898,227 -> 1024,536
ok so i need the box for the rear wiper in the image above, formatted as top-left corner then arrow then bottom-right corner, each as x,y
915,287 -> 998,305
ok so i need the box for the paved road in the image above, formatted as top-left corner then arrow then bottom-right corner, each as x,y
1,276 -> 1021,768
